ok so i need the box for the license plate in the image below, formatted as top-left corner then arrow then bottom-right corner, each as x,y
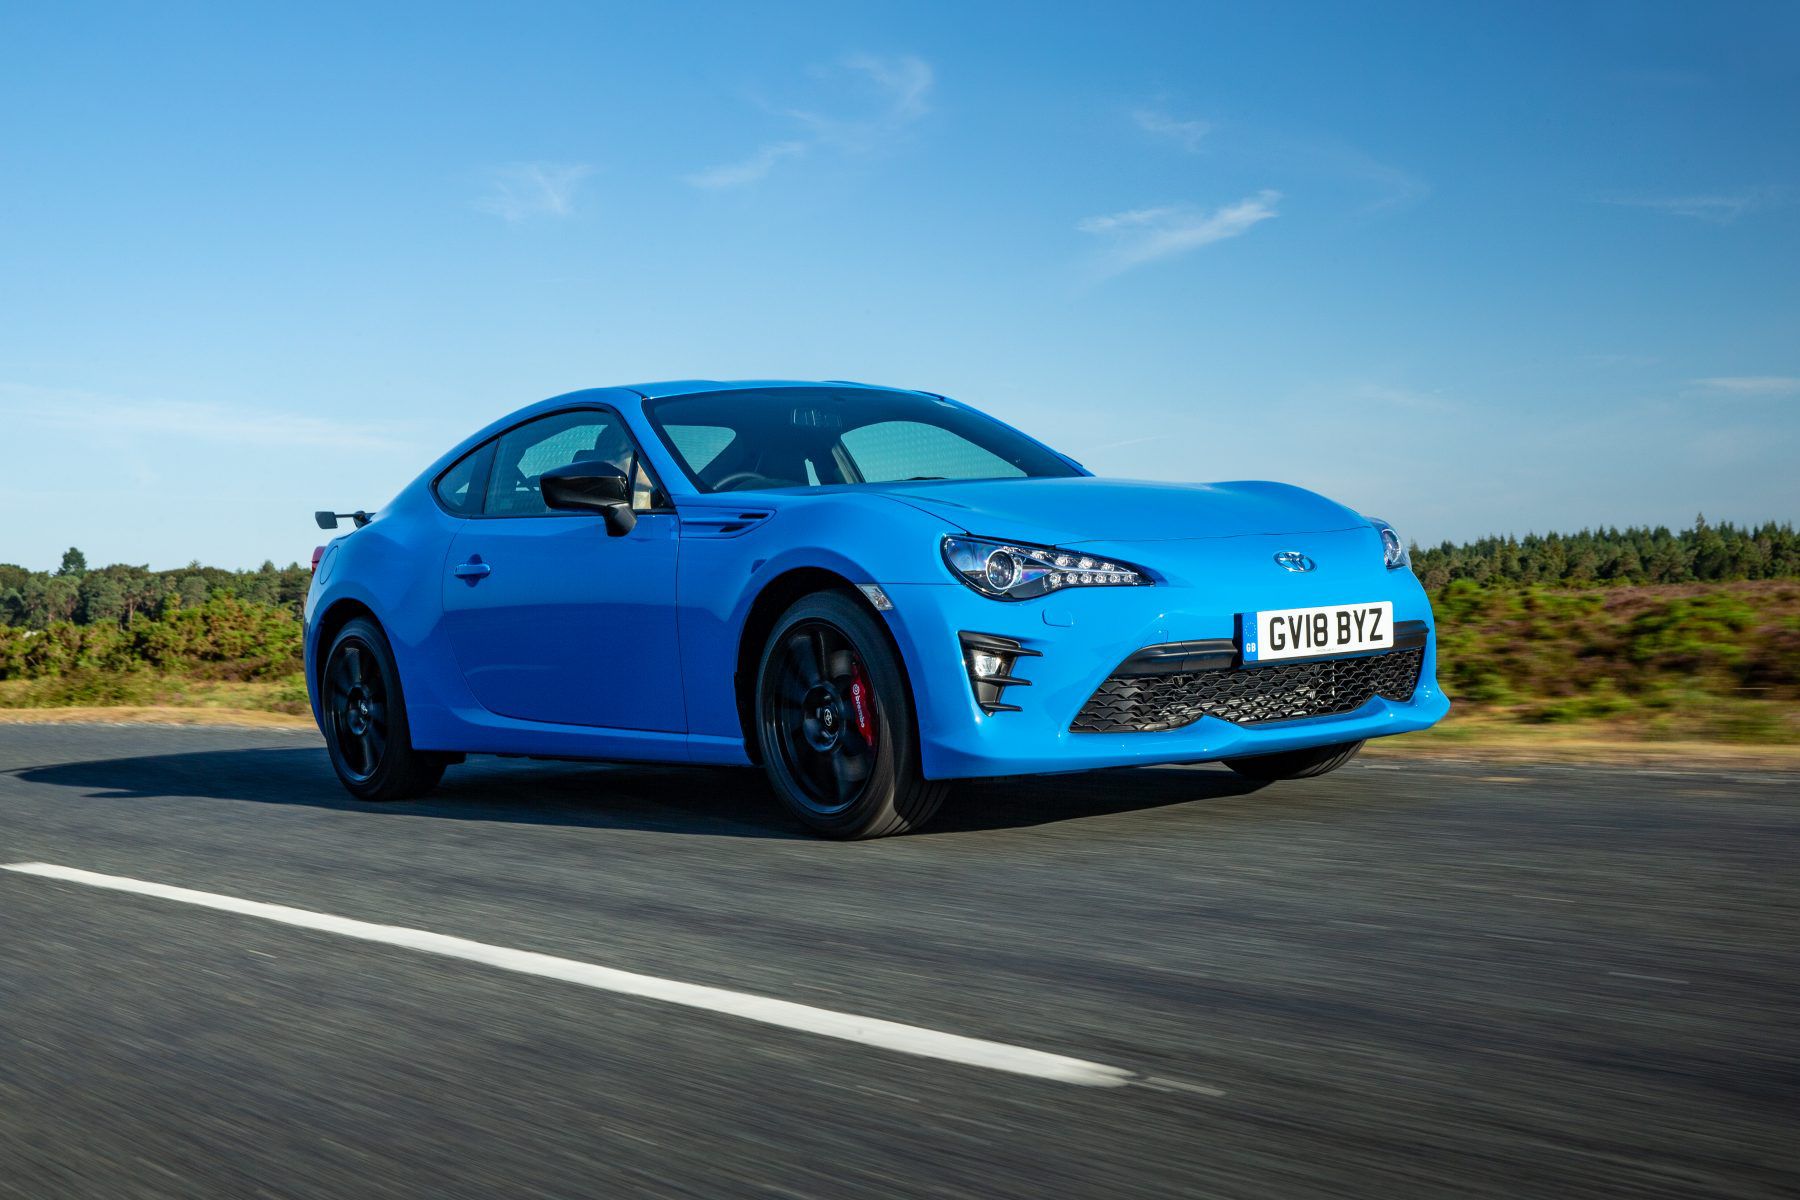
1242,601 -> 1393,664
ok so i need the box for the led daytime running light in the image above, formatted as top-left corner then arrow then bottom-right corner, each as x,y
942,536 -> 1151,600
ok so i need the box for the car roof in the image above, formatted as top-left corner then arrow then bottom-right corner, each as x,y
617,379 -> 938,400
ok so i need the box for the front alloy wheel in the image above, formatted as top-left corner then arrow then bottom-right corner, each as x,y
756,592 -> 945,838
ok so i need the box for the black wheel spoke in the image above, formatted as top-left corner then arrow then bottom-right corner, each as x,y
778,669 -> 811,708
805,743 -> 840,799
765,618 -> 884,816
787,632 -> 826,688
833,745 -> 869,790
840,724 -> 873,762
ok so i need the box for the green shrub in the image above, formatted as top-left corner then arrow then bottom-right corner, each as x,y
1424,581 -> 1798,741
0,596 -> 302,686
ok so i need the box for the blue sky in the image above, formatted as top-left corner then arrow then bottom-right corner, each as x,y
2,0 -> 1796,569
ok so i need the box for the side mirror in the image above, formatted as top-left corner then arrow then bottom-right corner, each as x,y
540,462 -> 637,536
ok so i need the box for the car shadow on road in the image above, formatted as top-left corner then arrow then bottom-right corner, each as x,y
17,746 -> 1272,839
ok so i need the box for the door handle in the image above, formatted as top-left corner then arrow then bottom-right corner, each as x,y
453,560 -> 491,580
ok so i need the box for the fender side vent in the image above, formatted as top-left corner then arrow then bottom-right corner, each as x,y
680,510 -> 775,538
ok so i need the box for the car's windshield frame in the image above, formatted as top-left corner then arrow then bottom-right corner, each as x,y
642,387 -> 1082,495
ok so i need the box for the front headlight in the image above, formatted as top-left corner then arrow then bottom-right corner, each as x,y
1373,520 -> 1409,570
941,535 -> 1152,601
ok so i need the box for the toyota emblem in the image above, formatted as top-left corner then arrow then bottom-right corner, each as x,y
1274,551 -> 1315,573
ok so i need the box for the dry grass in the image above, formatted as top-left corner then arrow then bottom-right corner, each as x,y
1363,715 -> 1800,769
0,705 -> 314,729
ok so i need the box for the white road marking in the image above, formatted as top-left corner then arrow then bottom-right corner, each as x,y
1138,1074 -> 1228,1098
3,862 -> 1135,1089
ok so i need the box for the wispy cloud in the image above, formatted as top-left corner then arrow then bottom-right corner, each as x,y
1318,142 -> 1428,212
1583,352 -> 1660,368
1350,383 -> 1459,412
685,140 -> 807,189
0,384 -> 417,452
1132,108 -> 1211,152
1078,190 -> 1280,276
1597,188 -> 1784,224
1690,375 -> 1800,397
688,53 -> 933,188
1246,133 -> 1427,214
802,53 -> 936,143
474,162 -> 594,221
1089,434 -> 1160,452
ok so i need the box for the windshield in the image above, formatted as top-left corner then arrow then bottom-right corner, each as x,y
644,388 -> 1081,494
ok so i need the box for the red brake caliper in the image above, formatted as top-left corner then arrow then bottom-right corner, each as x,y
847,664 -> 877,749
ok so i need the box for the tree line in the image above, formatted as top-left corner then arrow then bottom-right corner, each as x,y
1409,517 -> 1799,591
1,515 -> 1796,633
0,548 -> 312,630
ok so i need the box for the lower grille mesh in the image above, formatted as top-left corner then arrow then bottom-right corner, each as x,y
1071,647 -> 1425,733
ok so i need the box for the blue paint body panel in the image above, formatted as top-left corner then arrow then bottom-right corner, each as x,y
304,381 -> 1447,779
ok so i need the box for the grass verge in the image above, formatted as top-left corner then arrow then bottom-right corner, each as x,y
0,705 -> 314,729
1361,716 -> 1800,769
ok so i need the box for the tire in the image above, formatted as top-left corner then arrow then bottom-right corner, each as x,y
1222,739 -> 1365,781
320,617 -> 447,802
755,591 -> 947,839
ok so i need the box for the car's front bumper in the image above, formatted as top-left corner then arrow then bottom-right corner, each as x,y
878,540 -> 1449,780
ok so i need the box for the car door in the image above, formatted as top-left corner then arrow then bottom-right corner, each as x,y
440,407 -> 685,732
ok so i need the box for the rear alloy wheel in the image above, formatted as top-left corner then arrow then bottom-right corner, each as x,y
322,617 -> 447,802
756,592 -> 946,839
1222,739 -> 1365,781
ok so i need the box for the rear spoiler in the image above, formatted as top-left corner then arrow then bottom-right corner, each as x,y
315,510 -> 374,530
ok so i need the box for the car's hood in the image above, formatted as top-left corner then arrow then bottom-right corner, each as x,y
876,477 -> 1368,546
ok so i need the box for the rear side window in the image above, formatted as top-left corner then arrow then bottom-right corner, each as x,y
434,442 -> 495,516
486,410 -> 637,517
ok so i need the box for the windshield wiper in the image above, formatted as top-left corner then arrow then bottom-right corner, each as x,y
899,475 -> 946,481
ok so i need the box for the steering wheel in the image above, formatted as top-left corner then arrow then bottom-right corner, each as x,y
711,470 -> 787,492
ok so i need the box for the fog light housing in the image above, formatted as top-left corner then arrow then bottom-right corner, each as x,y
958,632 -> 1041,714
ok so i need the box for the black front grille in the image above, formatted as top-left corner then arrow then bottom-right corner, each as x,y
1071,647 -> 1425,733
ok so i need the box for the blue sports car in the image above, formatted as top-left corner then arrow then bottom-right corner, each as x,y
306,381 -> 1448,837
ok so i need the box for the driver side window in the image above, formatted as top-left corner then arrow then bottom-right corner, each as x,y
486,410 -> 635,517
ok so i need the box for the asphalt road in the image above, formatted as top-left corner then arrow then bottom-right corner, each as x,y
1,725 -> 1795,1199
